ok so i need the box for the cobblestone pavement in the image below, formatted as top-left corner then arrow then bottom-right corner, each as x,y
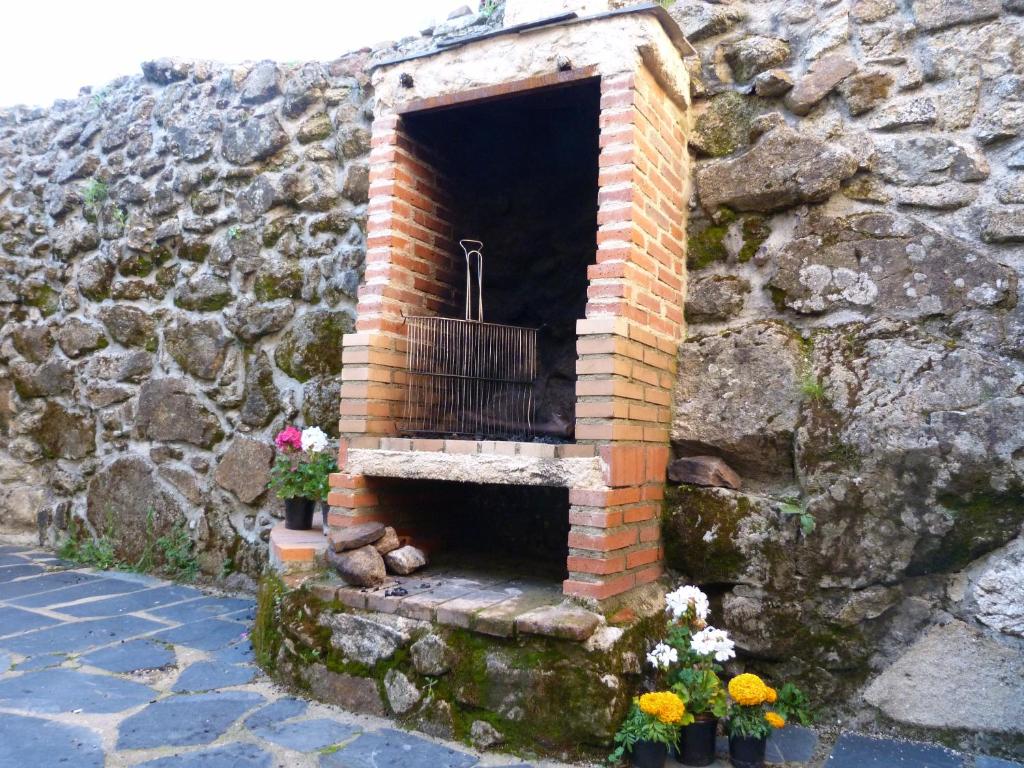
1,545 -> 1021,768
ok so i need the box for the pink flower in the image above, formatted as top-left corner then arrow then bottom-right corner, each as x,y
275,426 -> 303,452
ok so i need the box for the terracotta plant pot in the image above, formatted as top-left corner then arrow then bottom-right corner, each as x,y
284,497 -> 315,530
729,734 -> 767,768
631,739 -> 667,768
679,716 -> 718,766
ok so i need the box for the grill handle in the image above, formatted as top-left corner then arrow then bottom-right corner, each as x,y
460,239 -> 484,323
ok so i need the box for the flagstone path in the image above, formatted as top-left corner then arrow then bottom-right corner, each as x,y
0,544 -> 1020,768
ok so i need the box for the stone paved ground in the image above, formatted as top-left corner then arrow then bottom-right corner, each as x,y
1,544 -> 1021,768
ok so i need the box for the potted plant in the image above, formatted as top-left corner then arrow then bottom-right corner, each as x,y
725,673 -> 786,768
661,587 -> 733,766
609,691 -> 692,768
269,426 -> 336,530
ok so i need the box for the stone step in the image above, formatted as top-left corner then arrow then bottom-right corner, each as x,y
268,515 -> 328,573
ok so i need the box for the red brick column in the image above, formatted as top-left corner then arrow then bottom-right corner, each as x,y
565,67 -> 688,602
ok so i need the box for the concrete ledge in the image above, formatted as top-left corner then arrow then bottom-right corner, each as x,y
344,448 -> 604,489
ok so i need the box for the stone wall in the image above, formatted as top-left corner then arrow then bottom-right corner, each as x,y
659,0 -> 1024,750
0,55 -> 374,581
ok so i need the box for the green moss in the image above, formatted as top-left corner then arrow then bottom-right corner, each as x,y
26,284 -> 59,316
662,485 -> 750,582
923,489 -> 1024,573
178,239 -> 210,263
737,215 -> 770,263
692,92 -> 758,157
254,262 -> 304,302
252,573 -> 287,672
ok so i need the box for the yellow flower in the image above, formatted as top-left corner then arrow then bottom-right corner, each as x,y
765,712 -> 786,729
638,691 -> 687,725
728,673 -> 769,706
765,686 -> 778,704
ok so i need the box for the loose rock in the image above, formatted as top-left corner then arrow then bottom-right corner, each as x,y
384,545 -> 428,575
328,545 -> 387,586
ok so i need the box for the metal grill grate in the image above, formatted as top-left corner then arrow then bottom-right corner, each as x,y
400,240 -> 538,439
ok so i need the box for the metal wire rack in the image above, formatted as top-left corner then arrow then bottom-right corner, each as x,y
400,240 -> 538,439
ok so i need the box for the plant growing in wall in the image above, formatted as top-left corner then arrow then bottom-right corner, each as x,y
268,426 -> 337,531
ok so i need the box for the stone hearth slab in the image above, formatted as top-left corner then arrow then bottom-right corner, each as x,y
825,733 -> 963,767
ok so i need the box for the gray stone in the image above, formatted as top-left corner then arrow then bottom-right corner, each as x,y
415,699 -> 457,740
826,733 -> 963,768
909,0 -> 1001,30
785,54 -> 858,115
55,318 -> 107,358
33,401 -> 95,459
244,697 -> 308,729
695,125 -> 857,213
724,36 -> 791,82
306,664 -> 385,716
77,253 -> 116,301
766,724 -> 818,763
515,604 -> 602,641
250,718 -> 358,751
410,633 -> 453,676
690,91 -> 761,157
165,317 -> 230,380
335,124 -> 371,160
86,456 -> 185,565
753,69 -> 794,97
672,322 -> 803,480
329,522 -> 386,552
470,719 -> 504,750
151,618 -> 250,651
841,69 -> 894,115
224,299 -> 294,342
1,615 -> 165,656
222,113 -> 288,165
328,545 -> 387,586
865,97 -> 937,130
11,323 -> 54,362
317,611 -> 424,664
10,359 -> 74,398
893,182 -> 978,209
282,63 -> 328,118
373,526 -> 402,555
685,275 -> 749,322
851,0 -> 898,22
141,58 -> 190,84
61,584 -> 203,618
982,209 -> 1024,243
0,714 -> 103,768
967,538 -> 1024,637
12,576 -> 144,608
385,545 -> 428,575
80,639 -> 176,672
240,351 -> 280,428
174,271 -> 233,312
275,309 -> 353,382
873,136 -> 989,185
117,690 -> 266,749
240,61 -> 280,105
214,437 -> 273,504
137,743 -> 273,768
98,305 -> 156,348
135,378 -> 223,447
52,153 -> 99,183
668,455 -> 743,490
668,1 -> 744,41
0,606 -> 59,636
323,728 -> 477,768
172,661 -> 257,692
383,668 -> 421,714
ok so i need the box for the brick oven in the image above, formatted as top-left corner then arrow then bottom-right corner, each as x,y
327,3 -> 692,605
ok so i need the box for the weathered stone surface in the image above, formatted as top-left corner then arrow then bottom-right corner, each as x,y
10,360 -> 74,398
864,620 -> 1024,734
668,455 -> 742,490
840,69 -> 894,115
410,634 -> 453,676
470,720 -> 504,750
865,97 -> 937,131
301,376 -> 340,435
383,669 -> 421,715
98,306 -> 156,348
165,317 -> 230,380
685,275 -> 749,322
33,402 -> 95,460
769,212 -> 1015,317
213,437 -> 273,504
964,538 -> 1024,637
222,114 -> 287,165
515,604 -> 602,641
55,318 -> 107,358
724,36 -> 791,82
141,58 -> 190,84
691,92 -> 761,157
274,310 -> 353,383
892,181 -> 978,209
982,208 -> 1024,242
668,1 -> 744,41
372,526 -> 401,555
317,611 -> 425,664
328,545 -> 387,586
135,378 -> 223,447
174,272 -> 233,312
384,545 -> 427,575
909,0 -> 1001,30
224,299 -> 294,342
11,323 -> 54,362
240,61 -> 280,105
239,351 -> 279,428
672,322 -> 804,479
873,136 -> 989,185
695,125 -> 857,213
753,69 -> 794,97
785,54 -> 857,115
86,456 -> 185,563
328,522 -> 386,552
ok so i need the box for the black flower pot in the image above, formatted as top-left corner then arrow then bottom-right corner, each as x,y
284,497 -> 315,530
729,734 -> 767,768
631,739 -> 667,768
679,717 -> 718,766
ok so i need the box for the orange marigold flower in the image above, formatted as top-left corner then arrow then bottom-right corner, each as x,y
765,712 -> 786,729
638,691 -> 687,725
728,673 -> 768,706
765,686 -> 778,704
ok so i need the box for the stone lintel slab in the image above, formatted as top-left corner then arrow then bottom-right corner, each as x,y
343,448 -> 603,489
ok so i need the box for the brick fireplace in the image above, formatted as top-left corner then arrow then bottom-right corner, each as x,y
327,4 -> 691,604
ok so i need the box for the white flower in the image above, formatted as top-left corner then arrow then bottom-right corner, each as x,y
300,426 -> 329,454
646,642 -> 678,670
665,585 -> 710,621
690,626 -> 735,662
